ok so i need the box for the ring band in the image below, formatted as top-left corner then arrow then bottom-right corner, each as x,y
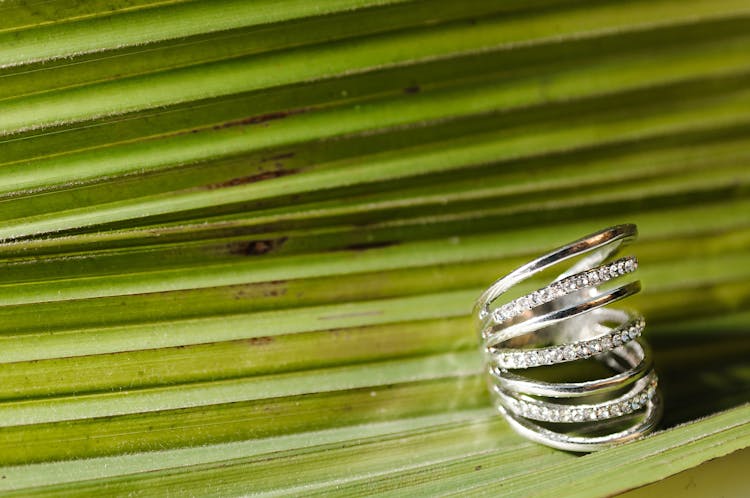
475,224 -> 662,452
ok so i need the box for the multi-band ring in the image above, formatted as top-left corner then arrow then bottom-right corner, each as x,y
474,224 -> 662,452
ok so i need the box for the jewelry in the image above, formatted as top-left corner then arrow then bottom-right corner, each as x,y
474,224 -> 662,452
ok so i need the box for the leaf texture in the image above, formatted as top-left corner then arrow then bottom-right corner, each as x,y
0,0 -> 748,495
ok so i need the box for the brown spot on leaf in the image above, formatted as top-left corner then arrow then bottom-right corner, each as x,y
228,237 -> 288,256
261,152 -> 296,163
206,168 -> 298,189
212,108 -> 308,131
246,336 -> 274,346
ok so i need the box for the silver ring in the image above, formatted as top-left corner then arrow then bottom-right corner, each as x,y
475,224 -> 662,452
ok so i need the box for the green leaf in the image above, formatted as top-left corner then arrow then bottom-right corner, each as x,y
0,0 -> 748,495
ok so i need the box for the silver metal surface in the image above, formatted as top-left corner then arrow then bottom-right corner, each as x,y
474,224 -> 662,452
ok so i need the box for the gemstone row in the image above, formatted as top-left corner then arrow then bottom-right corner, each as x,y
504,378 -> 658,423
491,256 -> 638,324
493,317 -> 645,370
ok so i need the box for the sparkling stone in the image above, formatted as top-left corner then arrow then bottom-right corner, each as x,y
612,334 -> 622,346
625,259 -> 635,272
530,291 -> 543,306
563,345 -> 577,360
601,336 -> 613,349
538,288 -> 550,301
621,401 -> 633,413
588,271 -> 600,284
596,407 -> 610,419
610,404 -> 622,417
542,350 -> 556,364
529,405 -> 540,418
553,348 -> 565,362
519,403 -> 529,415
526,351 -> 539,367
587,409 -> 597,420
515,355 -> 526,369
511,301 -> 523,316
564,279 -> 576,292
630,400 -> 641,411
494,307 -> 510,322
548,409 -> 560,422
572,409 -> 584,422
561,410 -> 572,423
609,265 -> 620,278
617,261 -> 626,273
620,331 -> 630,343
639,393 -> 649,404
599,267 -> 610,280
517,296 -> 530,310
591,341 -> 603,353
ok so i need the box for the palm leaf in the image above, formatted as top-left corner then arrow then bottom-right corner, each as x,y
0,0 -> 748,495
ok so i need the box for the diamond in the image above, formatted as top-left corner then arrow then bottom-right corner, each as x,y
599,267 -> 610,280
553,348 -> 565,362
511,301 -> 523,316
494,307 -> 510,322
517,296 -> 530,310
526,351 -> 539,367
530,291 -> 543,306
620,331 -> 630,343
542,349 -> 556,364
548,409 -> 560,422
587,409 -> 597,420
609,265 -> 619,278
596,407 -> 610,419
625,258 -> 635,272
630,400 -> 641,411
517,402 -> 528,416
564,279 -> 576,292
612,334 -> 622,346
588,271 -> 600,284
572,409 -> 584,422
621,401 -> 633,413
600,336 -> 613,350
537,288 -> 550,302
610,404 -> 622,417
563,345 -> 577,360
